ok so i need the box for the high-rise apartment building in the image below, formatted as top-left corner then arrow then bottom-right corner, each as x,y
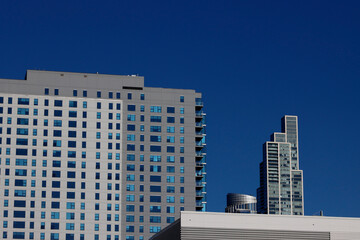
257,115 -> 303,215
0,70 -> 207,240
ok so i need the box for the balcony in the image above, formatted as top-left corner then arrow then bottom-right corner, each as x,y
195,98 -> 204,107
196,150 -> 206,157
196,182 -> 205,188
196,129 -> 206,136
195,121 -> 206,128
196,111 -> 206,117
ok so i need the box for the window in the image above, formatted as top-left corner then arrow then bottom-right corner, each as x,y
127,114 -> 136,121
127,124 -> 135,131
167,146 -> 175,153
150,126 -> 161,132
167,107 -> 175,113
167,136 -> 175,143
167,196 -> 175,203
167,206 -> 175,213
150,146 -> 161,152
167,117 -> 175,123
150,136 -> 161,142
150,116 -> 161,122
83,90 -> 87,97
69,101 -> 77,108
150,185 -> 161,192
180,96 -> 184,102
167,126 -> 175,133
127,105 -> 136,111
97,91 -> 101,98
167,176 -> 175,183
54,89 -> 59,95
150,106 -> 161,112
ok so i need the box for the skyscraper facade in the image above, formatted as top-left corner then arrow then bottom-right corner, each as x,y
257,115 -> 303,215
0,70 -> 207,240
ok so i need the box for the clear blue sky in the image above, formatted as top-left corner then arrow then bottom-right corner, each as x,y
1,0 -> 359,217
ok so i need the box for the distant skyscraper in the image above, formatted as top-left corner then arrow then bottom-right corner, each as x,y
257,115 -> 304,215
225,193 -> 257,214
0,70 -> 207,240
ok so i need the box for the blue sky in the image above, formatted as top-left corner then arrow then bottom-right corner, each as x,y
1,0 -> 359,217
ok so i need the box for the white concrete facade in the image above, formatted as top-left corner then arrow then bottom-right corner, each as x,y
151,211 -> 360,240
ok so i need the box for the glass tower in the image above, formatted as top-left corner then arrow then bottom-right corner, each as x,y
0,70 -> 207,240
257,115 -> 304,215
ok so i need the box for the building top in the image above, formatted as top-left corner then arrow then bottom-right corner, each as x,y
0,70 -> 201,97
179,211 -> 360,232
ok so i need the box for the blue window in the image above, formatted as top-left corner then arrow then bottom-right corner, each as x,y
54,110 -> 62,117
150,206 -> 161,213
45,88 -> 49,95
167,107 -> 175,113
53,130 -> 62,137
54,89 -> 59,95
167,166 -> 175,173
68,121 -> 77,128
54,120 -> 62,127
150,146 -> 161,152
68,131 -> 76,137
167,206 -> 175,213
167,146 -> 175,153
150,196 -> 161,202
167,126 -> 175,133
127,144 -> 135,151
150,186 -> 161,192
16,149 -> 28,155
167,117 -> 175,123
150,155 -> 161,162
17,98 -> 29,105
69,111 -> 77,117
69,101 -> 77,108
167,196 -> 175,203
150,175 -> 161,182
180,96 -> 184,102
109,92 -> 113,98
150,136 -> 161,142
150,106 -> 161,113
150,165 -> 161,172
150,126 -> 161,132
150,116 -> 161,122
83,90 -> 87,97
150,216 -> 161,223
127,93 -> 132,99
127,164 -> 135,171
54,100 -> 63,107
17,108 -> 29,115
167,186 -> 175,193
127,114 -> 136,121
53,150 -> 61,157
97,91 -> 101,98
126,205 -> 135,212
116,92 -> 121,99
167,176 -> 175,183
167,217 -> 175,223
127,154 -> 135,161
127,105 -> 136,111
167,136 -> 175,143
127,125 -> 135,131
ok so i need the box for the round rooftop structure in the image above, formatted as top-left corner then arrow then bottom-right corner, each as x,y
225,193 -> 257,214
